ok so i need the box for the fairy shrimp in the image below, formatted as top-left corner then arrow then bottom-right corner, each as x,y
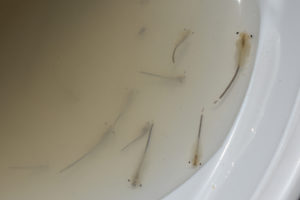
121,122 -> 151,151
128,123 -> 154,188
189,109 -> 204,167
214,32 -> 253,104
172,29 -> 193,64
59,90 -> 136,173
138,71 -> 186,83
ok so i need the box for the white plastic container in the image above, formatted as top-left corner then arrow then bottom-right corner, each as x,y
164,0 -> 300,199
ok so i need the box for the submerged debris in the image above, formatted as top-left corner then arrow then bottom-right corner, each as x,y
138,27 -> 147,36
140,0 -> 149,5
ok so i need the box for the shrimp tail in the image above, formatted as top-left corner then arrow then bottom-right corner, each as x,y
214,65 -> 240,104
172,46 -> 178,63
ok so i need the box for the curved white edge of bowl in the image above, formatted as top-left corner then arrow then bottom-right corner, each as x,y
163,0 -> 300,199
250,87 -> 300,200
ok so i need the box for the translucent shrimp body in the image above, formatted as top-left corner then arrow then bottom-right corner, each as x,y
214,32 -> 252,104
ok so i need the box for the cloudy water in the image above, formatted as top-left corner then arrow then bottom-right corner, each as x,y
0,0 -> 259,199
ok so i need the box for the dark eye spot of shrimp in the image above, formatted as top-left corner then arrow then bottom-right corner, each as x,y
188,161 -> 191,164
139,184 -> 142,187
236,31 -> 239,35
250,34 -> 253,38
128,179 -> 131,182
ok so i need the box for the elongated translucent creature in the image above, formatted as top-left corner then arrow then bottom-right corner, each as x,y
59,90 -> 136,173
189,109 -> 204,167
172,29 -> 192,64
214,32 -> 252,104
138,71 -> 185,83
121,122 -> 151,151
8,165 -> 48,170
128,123 -> 154,187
